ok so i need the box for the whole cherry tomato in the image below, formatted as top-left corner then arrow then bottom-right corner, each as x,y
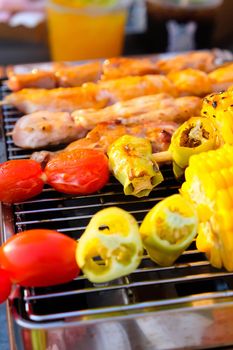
0,229 -> 79,287
0,159 -> 45,204
44,149 -> 109,195
0,268 -> 12,303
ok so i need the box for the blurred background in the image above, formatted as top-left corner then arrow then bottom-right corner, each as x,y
0,0 -> 232,66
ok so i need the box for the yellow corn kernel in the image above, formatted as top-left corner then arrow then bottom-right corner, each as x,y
220,167 -> 233,187
196,221 -> 222,269
229,186 -> 233,202
196,183 -> 233,271
210,170 -> 228,191
216,190 -> 233,211
181,145 -> 233,272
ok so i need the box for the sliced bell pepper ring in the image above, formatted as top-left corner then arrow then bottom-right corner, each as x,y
139,194 -> 198,266
168,117 -> 220,179
107,135 -> 163,198
76,207 -> 143,283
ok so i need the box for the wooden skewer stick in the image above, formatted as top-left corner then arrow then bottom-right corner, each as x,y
152,151 -> 173,164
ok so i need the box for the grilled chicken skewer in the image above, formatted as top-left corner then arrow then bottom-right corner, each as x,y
3,68 -> 224,114
6,61 -> 103,91
3,75 -> 177,113
13,94 -> 202,149
154,49 -> 232,74
5,49 -> 231,91
71,94 -> 202,130
31,120 -> 178,165
4,61 -> 233,114
6,58 -> 158,91
32,112 -> 217,175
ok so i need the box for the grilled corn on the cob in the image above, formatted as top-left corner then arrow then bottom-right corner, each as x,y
181,144 -> 233,271
181,145 -> 233,221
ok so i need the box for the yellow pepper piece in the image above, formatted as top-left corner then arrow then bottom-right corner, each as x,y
202,89 -> 233,118
76,207 -> 143,283
107,135 -> 163,197
168,116 -> 220,179
201,89 -> 233,145
139,194 -> 198,266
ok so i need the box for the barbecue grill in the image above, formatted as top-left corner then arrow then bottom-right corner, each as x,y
2,68 -> 233,350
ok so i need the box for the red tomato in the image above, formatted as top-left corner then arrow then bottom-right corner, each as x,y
0,268 -> 12,303
0,159 -> 45,204
44,149 -> 109,195
0,229 -> 80,287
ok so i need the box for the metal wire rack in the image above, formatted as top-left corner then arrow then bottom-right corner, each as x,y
1,82 -> 233,350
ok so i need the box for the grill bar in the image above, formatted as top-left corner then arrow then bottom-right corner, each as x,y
26,290 -> 233,323
23,271 -> 233,302
25,271 -> 230,301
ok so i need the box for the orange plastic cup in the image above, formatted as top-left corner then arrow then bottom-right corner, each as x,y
46,0 -> 131,61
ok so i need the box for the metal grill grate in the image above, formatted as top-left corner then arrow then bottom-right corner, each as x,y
1,83 -> 233,331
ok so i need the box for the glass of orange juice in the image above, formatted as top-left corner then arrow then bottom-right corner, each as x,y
46,0 -> 132,61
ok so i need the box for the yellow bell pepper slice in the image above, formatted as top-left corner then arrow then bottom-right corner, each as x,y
76,207 -> 143,283
139,194 -> 198,266
201,89 -> 233,145
168,116 -> 220,179
107,135 -> 163,197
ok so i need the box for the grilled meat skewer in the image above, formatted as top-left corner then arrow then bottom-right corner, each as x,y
13,94 -> 202,149
6,50 -> 231,91
31,120 -> 178,165
4,62 -> 233,114
4,75 -> 177,114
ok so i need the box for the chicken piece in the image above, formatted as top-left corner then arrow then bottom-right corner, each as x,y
101,57 -> 159,81
167,68 -> 212,97
5,62 -> 66,91
5,57 -> 159,91
208,62 -> 233,92
6,70 -> 57,91
98,75 -> 177,104
66,121 -> 178,153
154,50 -> 231,74
4,75 -> 177,113
12,111 -> 87,149
3,83 -> 106,113
31,120 -> 179,164
55,61 -> 102,87
5,61 -> 102,91
12,93 -> 201,149
72,94 -> 202,131
167,64 -> 233,98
